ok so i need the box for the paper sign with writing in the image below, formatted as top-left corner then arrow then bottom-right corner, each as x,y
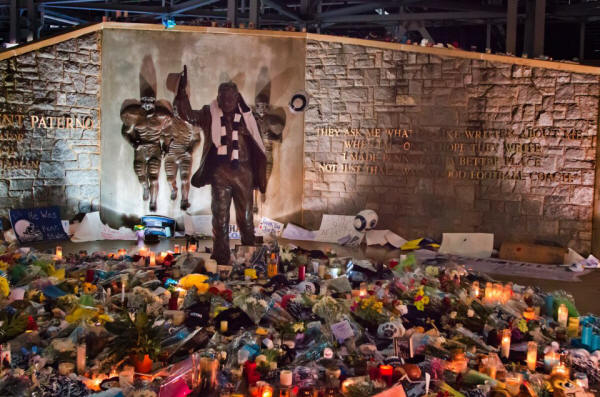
9,206 -> 69,244
330,319 -> 355,342
257,217 -> 284,237
315,214 -> 356,243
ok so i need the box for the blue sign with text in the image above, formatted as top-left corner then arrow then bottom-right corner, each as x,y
9,206 -> 69,244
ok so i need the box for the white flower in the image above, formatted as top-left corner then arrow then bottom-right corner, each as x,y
258,299 -> 268,307
247,297 -> 257,304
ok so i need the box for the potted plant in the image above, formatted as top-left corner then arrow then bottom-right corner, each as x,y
105,307 -> 165,373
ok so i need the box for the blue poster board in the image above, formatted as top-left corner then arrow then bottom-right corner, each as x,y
9,206 -> 69,244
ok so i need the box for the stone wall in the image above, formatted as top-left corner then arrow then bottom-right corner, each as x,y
304,40 -> 599,254
0,33 -> 101,221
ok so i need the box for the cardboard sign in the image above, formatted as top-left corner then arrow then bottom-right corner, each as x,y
9,206 -> 69,244
330,319 -> 355,342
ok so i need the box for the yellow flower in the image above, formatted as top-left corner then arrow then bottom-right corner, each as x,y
0,261 -> 9,271
178,274 -> 209,291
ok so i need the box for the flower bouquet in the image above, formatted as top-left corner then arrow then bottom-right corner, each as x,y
351,295 -> 389,330
312,295 -> 349,325
232,292 -> 269,324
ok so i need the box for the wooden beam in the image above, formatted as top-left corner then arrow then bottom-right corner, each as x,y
532,0 -> 546,57
579,20 -> 585,61
506,0 -> 517,54
9,0 -> 16,43
249,0 -> 258,26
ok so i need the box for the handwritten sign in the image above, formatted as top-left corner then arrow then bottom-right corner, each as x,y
330,319 -> 355,342
257,217 -> 284,237
9,206 -> 69,244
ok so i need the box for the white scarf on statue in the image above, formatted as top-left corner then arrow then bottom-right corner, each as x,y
209,99 -> 266,163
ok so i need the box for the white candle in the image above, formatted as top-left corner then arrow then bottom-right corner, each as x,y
120,274 -> 127,303
501,329 -> 511,359
173,244 -> 180,254
55,246 -> 63,261
76,343 -> 86,374
557,304 -> 568,327
471,281 -> 480,298
149,251 -> 156,266
527,341 -> 537,371
280,370 -> 292,387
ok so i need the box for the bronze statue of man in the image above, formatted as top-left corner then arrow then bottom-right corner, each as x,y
174,66 -> 267,265
120,97 -> 173,211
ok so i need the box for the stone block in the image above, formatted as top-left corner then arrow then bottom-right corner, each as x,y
9,179 -> 33,190
340,87 -> 368,102
571,186 -> 594,205
65,170 -> 98,185
38,161 -> 66,179
56,39 -> 78,53
52,140 -> 76,161
78,34 -> 98,51
374,87 -> 395,102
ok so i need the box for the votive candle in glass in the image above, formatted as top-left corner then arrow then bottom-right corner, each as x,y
557,304 -> 568,327
527,341 -> 538,371
501,329 -> 511,358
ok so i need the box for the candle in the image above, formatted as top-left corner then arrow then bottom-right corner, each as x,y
501,329 -> 511,358
544,351 -> 560,372
557,304 -> 568,327
523,307 -> 536,321
279,370 -> 292,387
159,251 -> 168,262
55,246 -> 63,261
173,244 -> 180,254
568,317 -> 580,337
582,325 -> 593,346
471,281 -> 480,298
168,290 -> 179,310
551,362 -> 569,378
189,244 -> 197,252
149,251 -> 156,266
58,362 -> 74,376
220,320 -> 228,333
76,343 -> 86,374
527,341 -> 537,371
505,373 -> 523,395
379,364 -> 394,386
502,284 -> 513,303
359,282 -> 368,298
257,381 -> 273,397
139,246 -> 148,257
298,265 -> 305,281
85,269 -> 95,283
493,283 -> 503,303
318,264 -> 326,278
484,282 -> 493,303
118,248 -> 127,258
120,274 -> 127,303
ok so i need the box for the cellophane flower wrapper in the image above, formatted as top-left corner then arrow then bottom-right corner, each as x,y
232,292 -> 269,325
312,295 -> 350,325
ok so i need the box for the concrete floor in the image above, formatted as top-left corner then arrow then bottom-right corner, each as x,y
26,238 -> 600,315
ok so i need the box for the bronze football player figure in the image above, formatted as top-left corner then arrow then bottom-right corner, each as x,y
174,66 -> 267,265
120,97 -> 173,211
162,116 -> 201,210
